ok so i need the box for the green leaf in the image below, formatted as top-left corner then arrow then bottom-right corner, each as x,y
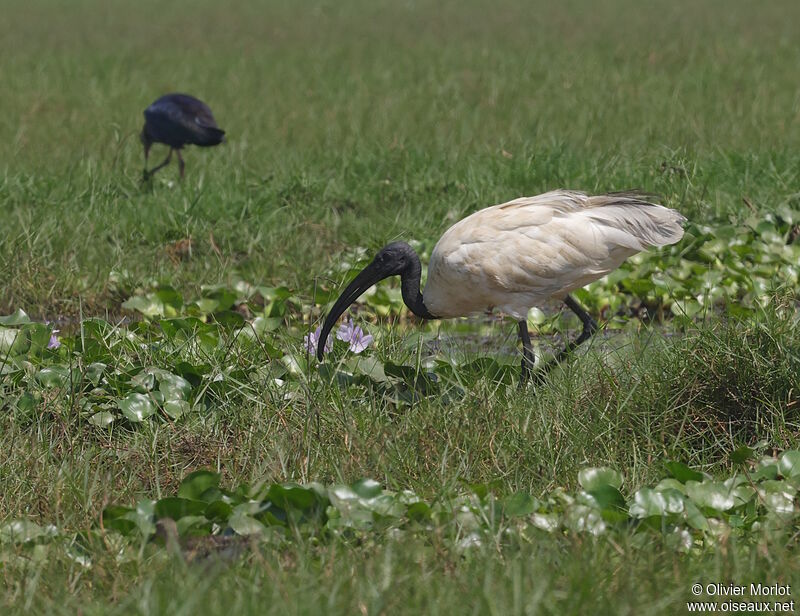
0,520 -> 58,544
778,451 -> 800,478
163,399 -> 189,419
37,366 -> 71,388
101,506 -> 138,536
665,461 -> 703,483
502,492 -> 537,517
684,500 -> 709,531
0,309 -> 32,325
729,446 -> 754,464
578,467 -> 623,491
122,295 -> 164,318
177,471 -> 221,502
629,487 -> 685,518
88,411 -> 115,427
0,327 -> 18,353
352,479 -> 382,499
685,481 -> 735,511
267,484 -> 321,511
205,500 -> 234,522
85,362 -> 107,386
229,511 -> 266,536
153,369 -> 192,400
154,497 -> 208,519
117,392 -> 156,422
585,485 -> 626,512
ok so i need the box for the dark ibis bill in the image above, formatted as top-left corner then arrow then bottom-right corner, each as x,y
316,261 -> 388,361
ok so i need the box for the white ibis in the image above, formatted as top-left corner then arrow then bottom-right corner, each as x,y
317,190 -> 686,383
141,93 -> 225,180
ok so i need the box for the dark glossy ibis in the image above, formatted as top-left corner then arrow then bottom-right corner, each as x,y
141,93 -> 225,180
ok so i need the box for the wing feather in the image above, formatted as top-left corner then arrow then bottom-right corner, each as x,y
423,190 -> 685,318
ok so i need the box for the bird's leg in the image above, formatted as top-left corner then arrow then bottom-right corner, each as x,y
517,320 -> 536,386
176,150 -> 185,179
554,294 -> 599,362
144,148 -> 173,180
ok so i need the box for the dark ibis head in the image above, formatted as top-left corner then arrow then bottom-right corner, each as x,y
317,242 -> 433,361
140,124 -> 153,155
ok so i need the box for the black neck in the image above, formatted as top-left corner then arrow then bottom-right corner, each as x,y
400,252 -> 437,320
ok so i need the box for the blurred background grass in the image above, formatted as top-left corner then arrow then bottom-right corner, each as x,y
1,0 -> 798,318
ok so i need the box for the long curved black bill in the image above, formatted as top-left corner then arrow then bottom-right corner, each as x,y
317,262 -> 386,361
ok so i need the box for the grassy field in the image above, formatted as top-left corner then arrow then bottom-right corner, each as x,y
2,0 -> 800,614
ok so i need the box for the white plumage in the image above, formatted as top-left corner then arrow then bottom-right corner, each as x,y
318,189 -> 686,382
424,190 -> 686,319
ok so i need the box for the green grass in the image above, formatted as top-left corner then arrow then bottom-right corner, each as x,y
2,0 -> 800,614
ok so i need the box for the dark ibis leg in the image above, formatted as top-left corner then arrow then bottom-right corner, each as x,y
176,150 -> 185,179
144,149 -> 173,180
554,294 -> 598,362
518,320 -> 536,386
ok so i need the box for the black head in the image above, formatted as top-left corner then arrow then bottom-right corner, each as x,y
316,242 -> 419,361
140,124 -> 153,153
370,242 -> 417,277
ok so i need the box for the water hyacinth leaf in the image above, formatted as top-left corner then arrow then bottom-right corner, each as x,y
670,299 -> 702,319
122,295 -> 164,318
130,371 -> 156,392
751,464 -> 779,481
118,392 -> 157,422
88,411 -> 115,427
406,502 -> 432,521
178,471 -> 221,502
352,479 -> 382,499
172,361 -> 210,387
665,461 -> 704,483
154,497 -> 208,519
502,492 -> 537,517
578,467 -> 623,491
683,500 -> 709,531
0,327 -> 18,353
348,356 -> 387,382
653,478 -> 688,493
729,446 -> 755,464
211,310 -> 246,329
0,309 -> 33,325
629,487 -> 685,518
202,287 -> 237,312
0,520 -> 58,544
37,366 -> 71,388
15,392 -> 36,414
176,516 -> 212,536
384,362 -> 439,395
685,481 -> 735,511
151,368 -> 192,400
778,451 -> 800,478
85,362 -> 107,386
229,511 -> 267,536
585,485 -> 626,512
266,484 -> 321,511
762,491 -> 795,516
205,500 -> 234,522
163,399 -> 190,419
15,323 -> 53,356
101,506 -> 138,536
154,287 -> 184,314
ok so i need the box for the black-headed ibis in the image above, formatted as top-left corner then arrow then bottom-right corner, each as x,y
317,190 -> 686,383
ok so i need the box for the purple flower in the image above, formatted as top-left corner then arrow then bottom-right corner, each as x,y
304,326 -> 332,354
47,329 -> 61,350
336,319 -> 373,354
